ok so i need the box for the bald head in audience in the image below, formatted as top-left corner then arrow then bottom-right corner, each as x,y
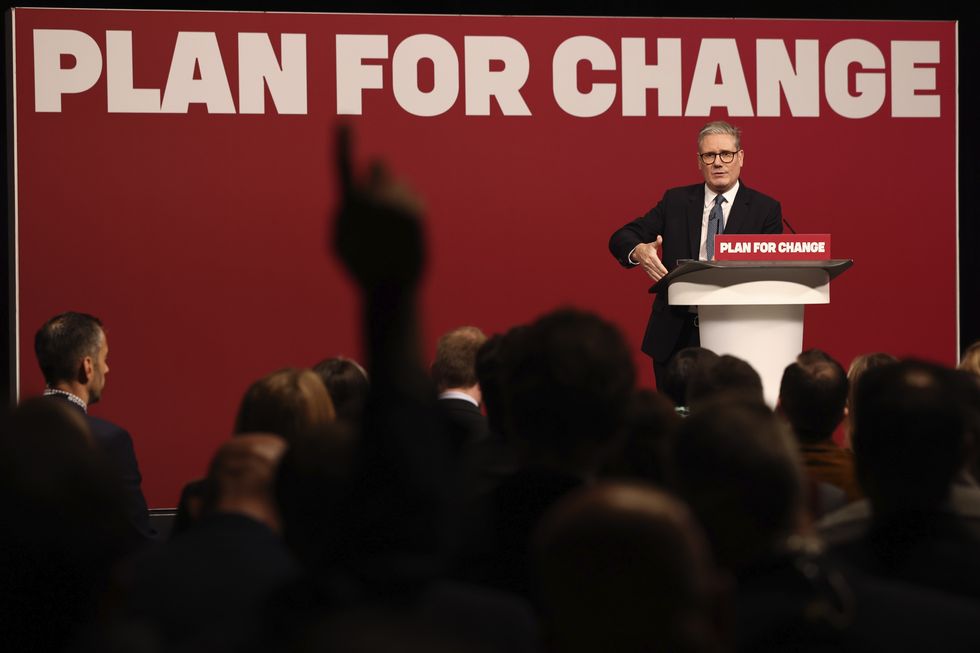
202,434 -> 287,530
533,483 -> 723,653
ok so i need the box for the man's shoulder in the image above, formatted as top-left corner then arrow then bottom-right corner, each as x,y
737,182 -> 780,206
661,183 -> 704,200
87,414 -> 133,444
439,396 -> 483,414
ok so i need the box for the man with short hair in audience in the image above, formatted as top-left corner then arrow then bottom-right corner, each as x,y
778,349 -> 861,505
661,346 -> 719,416
820,360 -> 980,598
669,396 -> 869,650
533,482 -> 726,653
34,311 -> 155,541
686,353 -> 764,408
120,434 -> 298,647
432,325 -> 490,449
456,308 -> 636,598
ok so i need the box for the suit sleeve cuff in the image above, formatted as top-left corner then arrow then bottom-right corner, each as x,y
627,245 -> 640,266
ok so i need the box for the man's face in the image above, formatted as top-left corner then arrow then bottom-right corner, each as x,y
88,330 -> 109,404
697,133 -> 744,194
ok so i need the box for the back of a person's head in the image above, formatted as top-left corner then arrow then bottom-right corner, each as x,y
474,326 -> 527,440
778,349 -> 848,444
431,325 -> 487,391
661,347 -> 719,408
203,434 -> 287,517
505,308 -> 635,461
600,389 -> 681,486
0,399 -> 131,650
274,423 -> 360,575
313,357 -> 370,424
670,397 -> 803,572
959,341 -> 980,377
687,354 -> 764,407
852,359 -> 972,514
234,368 -> 336,444
533,482 -> 720,653
34,311 -> 103,386
846,351 -> 898,411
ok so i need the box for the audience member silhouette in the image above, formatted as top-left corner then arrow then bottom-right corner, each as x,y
669,397 -> 865,651
778,349 -> 860,513
118,434 -> 298,647
457,307 -> 636,598
432,325 -> 491,451
661,346 -> 720,414
842,351 -> 897,449
0,398 -> 134,651
234,367 -> 337,441
600,389 -> 680,487
822,360 -> 980,598
533,482 -> 726,653
173,367 -> 336,535
687,354 -> 764,407
313,356 -> 371,425
469,328 -> 528,479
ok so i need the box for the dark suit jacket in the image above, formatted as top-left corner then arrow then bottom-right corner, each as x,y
438,397 -> 491,451
122,512 -> 299,646
608,182 -> 782,362
47,393 -> 156,541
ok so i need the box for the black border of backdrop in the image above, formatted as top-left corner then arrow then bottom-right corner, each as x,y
3,2 -> 976,404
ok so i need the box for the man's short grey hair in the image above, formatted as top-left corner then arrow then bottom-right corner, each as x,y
697,120 -> 741,151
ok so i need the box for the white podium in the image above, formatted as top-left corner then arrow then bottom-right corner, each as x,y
651,259 -> 853,406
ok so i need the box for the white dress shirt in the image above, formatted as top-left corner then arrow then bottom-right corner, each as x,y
698,180 -> 739,261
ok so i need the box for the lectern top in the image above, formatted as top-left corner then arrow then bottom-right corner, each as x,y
649,258 -> 853,294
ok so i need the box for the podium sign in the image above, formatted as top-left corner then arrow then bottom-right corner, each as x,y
715,234 -> 832,261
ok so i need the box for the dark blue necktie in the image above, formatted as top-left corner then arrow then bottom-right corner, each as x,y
706,194 -> 726,261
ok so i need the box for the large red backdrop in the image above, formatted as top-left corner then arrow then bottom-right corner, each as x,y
10,9 -> 957,506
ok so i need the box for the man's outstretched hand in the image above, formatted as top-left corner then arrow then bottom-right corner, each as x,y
332,124 -> 426,291
632,236 -> 668,282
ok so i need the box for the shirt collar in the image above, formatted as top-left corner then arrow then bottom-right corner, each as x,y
438,390 -> 479,407
704,180 -> 740,209
44,387 -> 88,413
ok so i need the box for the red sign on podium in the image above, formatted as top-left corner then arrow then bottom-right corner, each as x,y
715,234 -> 832,261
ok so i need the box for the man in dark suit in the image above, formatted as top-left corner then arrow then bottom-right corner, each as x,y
432,325 -> 491,450
608,120 -> 783,385
119,434 -> 298,647
34,311 -> 156,541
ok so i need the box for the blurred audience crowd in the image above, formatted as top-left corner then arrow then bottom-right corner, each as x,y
3,133 -> 980,652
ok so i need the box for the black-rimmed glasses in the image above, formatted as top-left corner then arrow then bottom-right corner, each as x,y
699,150 -> 739,164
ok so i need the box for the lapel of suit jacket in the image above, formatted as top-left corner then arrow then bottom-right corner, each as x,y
724,183 -> 752,234
687,184 -> 705,258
